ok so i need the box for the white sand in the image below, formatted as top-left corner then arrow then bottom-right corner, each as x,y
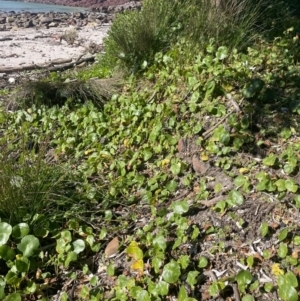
0,24 -> 110,68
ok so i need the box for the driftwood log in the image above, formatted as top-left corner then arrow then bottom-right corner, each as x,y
0,55 -> 95,74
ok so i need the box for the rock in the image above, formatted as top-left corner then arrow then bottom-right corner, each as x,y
1,0 -> 141,11
6,17 -> 15,23
39,17 -> 53,24
0,2 -> 139,32
23,20 -> 34,28
48,22 -> 58,27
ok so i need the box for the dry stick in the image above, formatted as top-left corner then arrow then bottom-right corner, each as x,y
226,93 -> 242,113
232,283 -> 241,301
203,270 -> 217,281
202,93 -> 243,139
201,195 -> 228,207
0,56 -> 95,73
202,111 -> 232,139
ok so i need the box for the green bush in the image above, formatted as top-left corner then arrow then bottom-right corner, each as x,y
103,0 -> 179,72
102,0 -> 299,73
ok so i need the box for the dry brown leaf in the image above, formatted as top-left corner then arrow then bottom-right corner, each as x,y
105,237 -> 119,258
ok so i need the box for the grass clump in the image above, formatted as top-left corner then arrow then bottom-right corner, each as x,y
0,146 -> 77,226
9,75 -> 122,110
103,0 -> 178,72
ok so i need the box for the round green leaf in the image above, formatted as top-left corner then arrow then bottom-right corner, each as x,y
236,270 -> 253,286
153,235 -> 167,251
242,78 -> 265,99
216,46 -> 228,60
219,130 -> 230,145
136,290 -> 151,301
56,238 -> 70,254
242,295 -> 255,301
60,230 -> 72,243
0,222 -> 12,246
17,235 -> 40,257
5,271 -> 20,285
187,271 -> 199,287
0,286 -> 4,300
234,176 -> 247,188
293,235 -> 300,245
262,154 -> 277,166
275,179 -> 286,192
285,271 -> 298,287
278,228 -> 288,241
156,281 -> 169,296
5,293 -> 21,301
170,161 -> 182,175
0,245 -> 15,261
260,222 -> 269,237
16,256 -> 30,273
264,283 -> 273,293
228,190 -> 244,205
278,279 -> 298,301
170,200 -> 189,214
143,148 -> 153,161
278,243 -> 288,258
294,195 -> 300,209
130,286 -> 143,298
178,285 -> 188,301
198,256 -> 208,268
285,179 -> 298,193
12,223 -> 30,239
64,251 -> 77,268
26,280 -> 37,293
72,239 -> 85,254
255,179 -> 268,192
162,260 -> 181,283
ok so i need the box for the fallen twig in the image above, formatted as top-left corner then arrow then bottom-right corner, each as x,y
226,93 -> 242,113
0,56 -> 95,73
232,283 -> 241,301
201,195 -> 228,207
202,111 -> 232,139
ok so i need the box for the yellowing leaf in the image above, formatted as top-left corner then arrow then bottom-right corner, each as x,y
84,149 -> 93,155
222,84 -> 233,92
130,259 -> 144,274
272,263 -> 284,276
161,158 -> 170,167
200,153 -> 209,161
123,139 -> 130,147
239,167 -> 249,174
126,241 -> 143,261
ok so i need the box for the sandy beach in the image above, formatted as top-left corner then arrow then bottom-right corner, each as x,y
0,24 -> 109,69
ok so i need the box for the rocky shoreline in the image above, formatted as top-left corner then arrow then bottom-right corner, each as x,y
2,0 -> 141,11
0,1 -> 141,31
15,0 -> 138,10
0,1 -> 141,90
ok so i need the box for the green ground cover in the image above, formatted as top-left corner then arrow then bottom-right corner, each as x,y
0,0 -> 300,300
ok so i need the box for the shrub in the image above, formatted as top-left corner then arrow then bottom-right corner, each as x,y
102,0 -> 299,73
103,0 -> 180,72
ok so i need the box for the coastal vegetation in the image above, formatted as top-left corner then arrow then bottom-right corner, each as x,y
0,0 -> 300,300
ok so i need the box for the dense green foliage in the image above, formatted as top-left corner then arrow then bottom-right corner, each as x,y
103,0 -> 300,72
0,0 -> 300,300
